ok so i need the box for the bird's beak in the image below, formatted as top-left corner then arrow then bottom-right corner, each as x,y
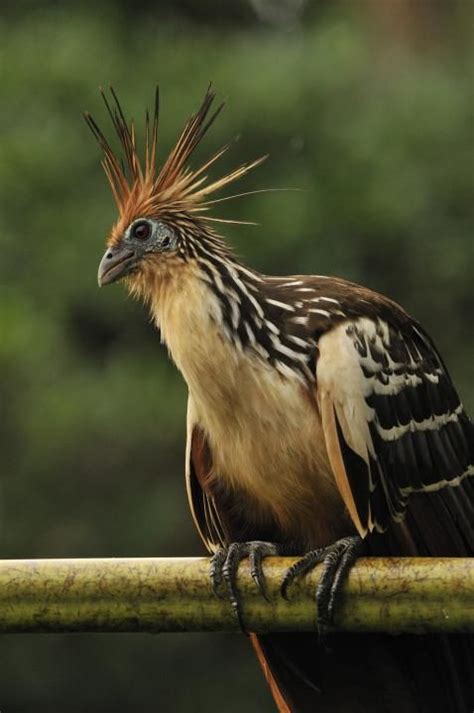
97,245 -> 138,287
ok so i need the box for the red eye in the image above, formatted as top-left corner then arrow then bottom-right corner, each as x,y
132,221 -> 151,240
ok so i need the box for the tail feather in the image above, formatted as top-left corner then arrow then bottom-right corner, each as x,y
251,479 -> 474,712
251,633 -> 321,713
253,631 -> 449,713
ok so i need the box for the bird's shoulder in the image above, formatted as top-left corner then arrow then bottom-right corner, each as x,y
261,273 -> 418,344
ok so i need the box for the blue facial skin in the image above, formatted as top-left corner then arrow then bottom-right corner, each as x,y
97,218 -> 177,286
124,218 -> 177,257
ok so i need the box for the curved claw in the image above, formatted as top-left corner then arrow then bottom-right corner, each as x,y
222,543 -> 245,628
281,535 -> 364,634
248,541 -> 280,602
281,547 -> 325,600
209,540 -> 285,630
315,544 -> 347,634
325,537 -> 364,624
210,547 -> 227,598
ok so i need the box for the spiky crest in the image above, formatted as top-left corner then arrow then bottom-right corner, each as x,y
84,85 -> 266,241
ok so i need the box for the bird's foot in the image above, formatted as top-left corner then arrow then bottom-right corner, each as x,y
281,535 -> 364,635
210,540 -> 290,630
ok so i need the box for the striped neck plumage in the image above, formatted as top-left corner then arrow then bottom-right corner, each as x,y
144,227 -> 317,386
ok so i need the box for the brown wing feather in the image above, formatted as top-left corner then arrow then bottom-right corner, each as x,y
319,390 -> 367,536
185,397 -> 226,551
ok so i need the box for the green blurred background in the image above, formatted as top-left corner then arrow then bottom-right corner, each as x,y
0,1 -> 473,710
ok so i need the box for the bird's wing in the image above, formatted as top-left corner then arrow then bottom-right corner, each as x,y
185,394 -> 227,553
317,315 -> 474,543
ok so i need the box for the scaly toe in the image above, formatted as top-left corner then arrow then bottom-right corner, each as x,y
210,547 -> 227,598
281,547 -> 325,600
316,550 -> 343,634
279,536 -> 364,635
222,543 -> 247,627
210,540 -> 288,630
210,544 -> 249,629
326,537 -> 364,623
248,541 -> 280,601
316,536 -> 364,634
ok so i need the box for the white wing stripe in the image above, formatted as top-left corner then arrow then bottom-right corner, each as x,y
317,317 -> 472,534
374,405 -> 463,441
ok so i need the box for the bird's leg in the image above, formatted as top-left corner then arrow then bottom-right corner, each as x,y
281,535 -> 365,635
210,541 -> 294,630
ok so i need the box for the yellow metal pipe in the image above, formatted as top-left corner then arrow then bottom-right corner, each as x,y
0,557 -> 472,634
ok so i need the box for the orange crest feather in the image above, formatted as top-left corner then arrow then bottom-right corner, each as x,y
84,85 -> 266,239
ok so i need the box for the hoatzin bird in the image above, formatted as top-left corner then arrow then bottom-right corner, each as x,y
86,87 -> 474,713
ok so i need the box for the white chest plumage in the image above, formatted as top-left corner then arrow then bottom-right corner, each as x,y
152,269 -> 349,546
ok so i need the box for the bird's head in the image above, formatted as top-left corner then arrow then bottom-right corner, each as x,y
85,86 -> 265,300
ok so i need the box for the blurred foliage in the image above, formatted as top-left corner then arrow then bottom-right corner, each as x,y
0,1 -> 473,710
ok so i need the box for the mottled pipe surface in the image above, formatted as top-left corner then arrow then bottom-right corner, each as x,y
0,557 -> 472,634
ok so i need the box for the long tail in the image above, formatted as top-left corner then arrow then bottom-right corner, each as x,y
251,477 -> 474,713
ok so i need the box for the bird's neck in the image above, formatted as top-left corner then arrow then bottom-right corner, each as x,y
148,256 -> 264,378
145,261 -> 244,421
146,256 -> 315,421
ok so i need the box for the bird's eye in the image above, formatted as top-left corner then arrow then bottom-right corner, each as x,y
132,221 -> 151,240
